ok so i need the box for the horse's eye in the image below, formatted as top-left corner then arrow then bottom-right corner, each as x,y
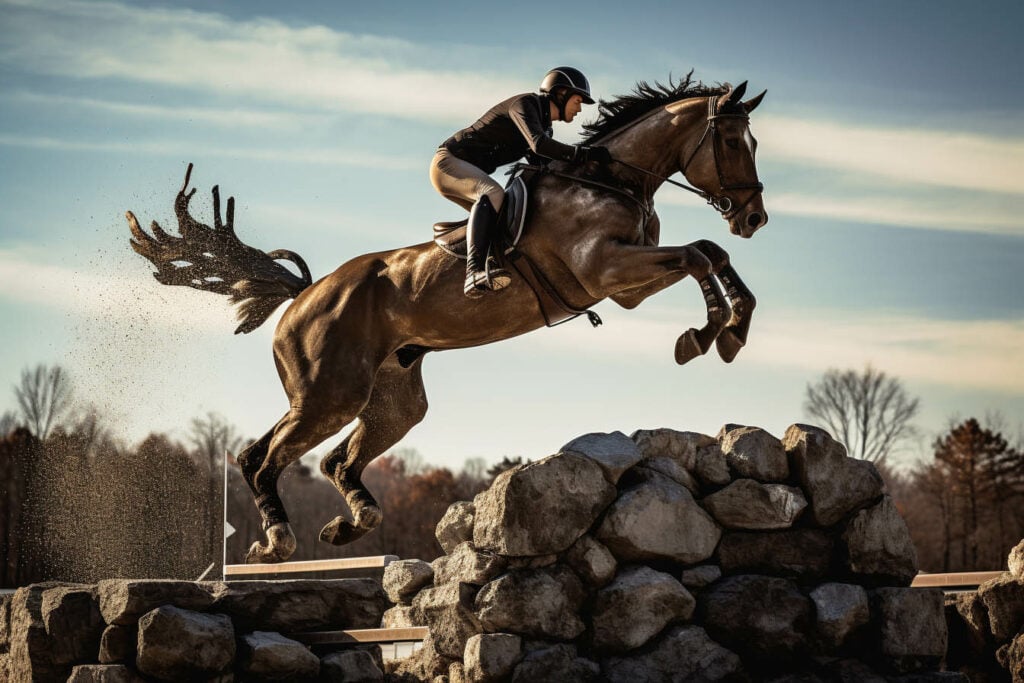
725,138 -> 740,150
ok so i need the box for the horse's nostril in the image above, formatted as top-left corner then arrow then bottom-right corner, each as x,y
747,212 -> 763,229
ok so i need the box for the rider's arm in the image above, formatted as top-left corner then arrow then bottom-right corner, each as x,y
509,97 -> 579,162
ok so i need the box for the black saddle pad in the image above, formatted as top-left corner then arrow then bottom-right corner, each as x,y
433,176 -> 528,260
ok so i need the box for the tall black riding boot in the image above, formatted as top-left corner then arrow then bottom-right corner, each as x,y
464,195 -> 512,298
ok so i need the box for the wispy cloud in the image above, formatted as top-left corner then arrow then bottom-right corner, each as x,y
533,306 -> 1024,395
0,134 -> 419,170
0,0 -> 528,125
5,91 -> 326,130
756,114 -> 1024,196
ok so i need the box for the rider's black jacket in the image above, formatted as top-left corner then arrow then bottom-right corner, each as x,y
440,93 -> 578,173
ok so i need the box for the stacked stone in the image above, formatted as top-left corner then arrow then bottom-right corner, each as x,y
0,578 -> 388,682
387,424 -> 958,682
946,539 -> 1024,682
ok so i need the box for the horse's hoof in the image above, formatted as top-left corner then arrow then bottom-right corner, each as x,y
716,329 -> 745,363
244,522 -> 296,564
674,329 -> 703,365
319,516 -> 372,546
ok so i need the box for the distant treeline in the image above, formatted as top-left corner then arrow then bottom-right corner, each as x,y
1,363 -> 1023,586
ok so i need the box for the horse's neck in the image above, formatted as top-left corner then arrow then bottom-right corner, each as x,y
604,98 -> 708,193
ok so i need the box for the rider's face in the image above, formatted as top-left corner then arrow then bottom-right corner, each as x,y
562,94 -> 584,122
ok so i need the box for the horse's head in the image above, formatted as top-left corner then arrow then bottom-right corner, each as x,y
670,82 -> 767,238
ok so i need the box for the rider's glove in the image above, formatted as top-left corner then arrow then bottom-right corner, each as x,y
575,145 -> 613,165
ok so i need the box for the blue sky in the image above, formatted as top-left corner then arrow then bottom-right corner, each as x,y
0,0 -> 1021,471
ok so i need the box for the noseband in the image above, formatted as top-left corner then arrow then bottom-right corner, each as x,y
617,96 -> 763,219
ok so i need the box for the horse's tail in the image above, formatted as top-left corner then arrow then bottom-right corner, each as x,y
126,163 -> 314,335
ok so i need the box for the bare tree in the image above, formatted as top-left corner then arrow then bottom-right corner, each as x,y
188,412 -> 243,468
0,411 -> 19,437
804,365 -> 919,464
14,364 -> 73,441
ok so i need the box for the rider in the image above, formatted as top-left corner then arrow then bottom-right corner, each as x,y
430,66 -> 613,297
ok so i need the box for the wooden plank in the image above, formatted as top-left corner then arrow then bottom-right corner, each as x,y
224,555 -> 398,576
911,571 -> 1004,588
290,627 -> 428,645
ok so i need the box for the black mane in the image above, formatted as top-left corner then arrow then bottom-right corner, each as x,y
580,70 -> 727,144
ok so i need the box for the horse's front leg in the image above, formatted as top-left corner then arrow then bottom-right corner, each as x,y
583,243 -> 729,364
685,240 -> 757,363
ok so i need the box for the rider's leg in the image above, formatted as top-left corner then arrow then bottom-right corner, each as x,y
429,150 -> 511,297
464,195 -> 512,297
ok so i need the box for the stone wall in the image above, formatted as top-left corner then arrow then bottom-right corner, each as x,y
384,423 -> 964,683
946,539 -> 1024,682
0,578 -> 388,682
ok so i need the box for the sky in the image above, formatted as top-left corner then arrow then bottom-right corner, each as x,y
0,0 -> 1022,474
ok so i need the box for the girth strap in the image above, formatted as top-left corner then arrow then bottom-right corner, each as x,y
506,249 -> 602,328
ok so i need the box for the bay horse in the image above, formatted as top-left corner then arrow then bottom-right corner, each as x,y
126,75 -> 768,563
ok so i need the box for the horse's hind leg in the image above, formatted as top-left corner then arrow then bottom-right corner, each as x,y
239,405 -> 359,563
319,356 -> 429,546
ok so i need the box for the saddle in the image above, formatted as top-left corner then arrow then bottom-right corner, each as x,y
432,175 -> 528,260
431,169 -> 602,329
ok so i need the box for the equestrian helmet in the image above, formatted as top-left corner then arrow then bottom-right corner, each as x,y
540,67 -> 595,104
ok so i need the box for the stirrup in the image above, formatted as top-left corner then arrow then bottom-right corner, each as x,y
464,259 -> 511,298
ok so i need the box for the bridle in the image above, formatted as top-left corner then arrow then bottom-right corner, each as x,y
614,96 -> 764,219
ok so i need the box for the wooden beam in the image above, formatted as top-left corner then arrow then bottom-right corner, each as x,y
290,627 -> 428,645
224,555 -> 398,576
911,571 -> 1004,588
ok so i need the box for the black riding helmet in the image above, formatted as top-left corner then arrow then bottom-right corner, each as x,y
540,66 -> 595,121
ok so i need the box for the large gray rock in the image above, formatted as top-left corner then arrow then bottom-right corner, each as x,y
1009,539 -> 1024,579
8,583 -> 104,683
592,566 -> 695,653
473,452 -> 616,556
237,631 -> 319,681
871,587 -> 947,673
703,479 -> 807,530
321,649 -> 384,682
97,580 -> 214,626
67,665 -> 144,683
695,443 -> 731,487
701,574 -> 813,661
412,582 -> 483,660
631,428 -> 715,470
510,643 -> 598,683
436,501 -> 476,555
809,583 -> 869,649
383,559 -> 434,604
840,496 -> 918,586
720,426 -> 789,482
474,566 -> 585,641
634,457 -> 700,494
561,431 -> 643,484
463,633 -> 523,683
561,534 -> 617,588
596,474 -> 720,564
135,605 -> 234,681
784,424 -> 884,526
717,529 -> 832,579
98,624 -> 135,664
601,625 -> 742,683
211,578 -> 387,631
433,542 -> 506,587
978,573 -> 1024,643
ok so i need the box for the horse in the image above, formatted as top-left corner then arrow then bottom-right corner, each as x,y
126,74 -> 768,563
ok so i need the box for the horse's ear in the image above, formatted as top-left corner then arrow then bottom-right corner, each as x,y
729,81 -> 748,104
743,90 -> 767,114
716,81 -> 747,111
